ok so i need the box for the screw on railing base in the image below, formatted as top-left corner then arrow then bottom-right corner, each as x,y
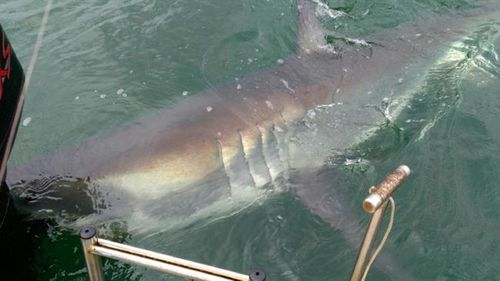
249,269 -> 266,281
80,226 -> 97,240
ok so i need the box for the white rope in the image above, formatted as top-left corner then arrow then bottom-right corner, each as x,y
361,197 -> 396,281
24,0 -> 53,93
0,0 -> 52,181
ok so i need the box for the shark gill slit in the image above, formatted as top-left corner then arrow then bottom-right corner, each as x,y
257,124 -> 284,183
236,129 -> 257,188
216,135 -> 256,198
254,124 -> 274,184
256,124 -> 276,182
215,138 -> 233,193
237,129 -> 272,188
271,123 -> 290,184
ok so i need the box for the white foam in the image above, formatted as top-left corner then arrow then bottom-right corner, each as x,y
306,109 -> 316,119
313,0 -> 346,19
345,37 -> 371,47
344,158 -> 362,166
318,44 -> 338,54
22,117 -> 32,127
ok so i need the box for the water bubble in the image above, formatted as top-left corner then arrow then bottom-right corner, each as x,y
206,106 -> 213,112
116,89 -> 125,95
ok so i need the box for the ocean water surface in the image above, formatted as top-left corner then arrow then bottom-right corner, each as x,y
2,0 -> 500,280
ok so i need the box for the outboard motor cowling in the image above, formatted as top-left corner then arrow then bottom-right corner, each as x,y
0,25 -> 25,182
0,24 -> 34,281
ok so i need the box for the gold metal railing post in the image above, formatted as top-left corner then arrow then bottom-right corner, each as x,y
80,226 -> 104,281
349,165 -> 411,281
349,201 -> 389,281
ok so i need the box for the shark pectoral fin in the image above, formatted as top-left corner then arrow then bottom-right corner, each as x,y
290,166 -> 415,281
289,166 -> 354,230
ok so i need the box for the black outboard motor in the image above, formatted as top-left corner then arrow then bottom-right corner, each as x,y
0,25 -> 34,280
0,25 -> 25,184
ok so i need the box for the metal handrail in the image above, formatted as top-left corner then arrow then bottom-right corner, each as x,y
80,227 -> 265,281
349,165 -> 411,281
80,165 -> 410,281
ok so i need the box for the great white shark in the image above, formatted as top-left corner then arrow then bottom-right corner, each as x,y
7,0 -> 500,279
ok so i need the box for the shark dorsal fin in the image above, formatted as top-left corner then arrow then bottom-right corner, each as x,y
297,0 -> 332,54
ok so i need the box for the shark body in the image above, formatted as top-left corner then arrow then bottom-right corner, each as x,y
7,1 -> 500,279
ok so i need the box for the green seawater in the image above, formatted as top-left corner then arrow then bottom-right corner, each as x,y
2,0 -> 500,280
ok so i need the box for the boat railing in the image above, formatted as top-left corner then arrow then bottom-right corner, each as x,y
80,226 -> 265,281
80,165 -> 410,281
